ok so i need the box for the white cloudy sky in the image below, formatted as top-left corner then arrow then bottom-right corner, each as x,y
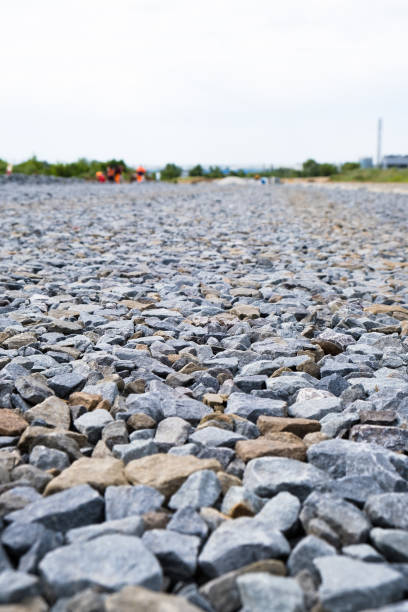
1,0 -> 407,167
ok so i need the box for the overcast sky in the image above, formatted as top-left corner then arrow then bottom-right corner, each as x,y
1,0 -> 407,167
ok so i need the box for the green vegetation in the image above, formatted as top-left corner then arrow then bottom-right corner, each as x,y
0,156 -> 133,180
333,167 -> 408,183
160,163 -> 182,180
188,164 -> 204,177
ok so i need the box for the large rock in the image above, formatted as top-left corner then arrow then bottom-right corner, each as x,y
364,493 -> 408,529
44,457 -> 127,495
236,433 -> 306,462
257,415 -> 320,437
18,426 -> 84,461
6,484 -> 104,531
371,528 -> 408,562
237,573 -> 305,612
15,375 -> 54,405
124,454 -> 221,499
105,485 -> 164,520
243,457 -> 329,501
288,397 -> 342,420
66,515 -> 144,544
0,410 -> 28,436
74,408 -> 113,443
300,491 -> 371,546
105,586 -> 202,612
307,439 -> 408,503
199,559 -> 285,612
314,556 -> 405,612
256,491 -> 300,534
39,534 -> 163,598
169,469 -> 221,510
142,529 -> 200,580
199,517 -> 290,577
287,535 -> 336,577
225,392 -> 286,422
0,571 -> 40,604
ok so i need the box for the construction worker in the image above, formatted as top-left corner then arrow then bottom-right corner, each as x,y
106,166 -> 115,183
136,165 -> 146,183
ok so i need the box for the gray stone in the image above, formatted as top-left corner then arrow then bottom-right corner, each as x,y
237,573 -> 305,612
102,420 -> 129,449
189,426 -> 245,448
300,491 -> 371,545
167,506 -> 209,539
364,493 -> 408,529
288,397 -> 342,420
199,517 -> 290,577
10,464 -> 52,492
371,528 -> 408,562
307,439 -> 408,503
0,485 -> 42,516
169,469 -> 221,510
342,543 -> 385,563
39,534 -> 163,598
112,439 -> 158,464
74,408 -> 113,444
48,372 -> 86,398
225,392 -> 286,422
105,485 -> 164,520
0,543 -> 12,571
29,445 -> 70,471
15,375 -> 54,405
314,556 -> 405,612
288,535 -> 336,578
243,457 -> 329,501
66,515 -> 144,544
6,484 -> 104,531
142,528 -> 200,580
81,381 -> 118,405
0,570 -> 40,604
154,416 -> 192,451
256,491 -> 300,533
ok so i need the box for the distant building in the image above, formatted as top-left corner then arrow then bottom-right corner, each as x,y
359,157 -> 373,169
382,155 -> 408,169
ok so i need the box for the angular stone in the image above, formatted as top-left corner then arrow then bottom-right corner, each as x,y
0,486 -> 42,516
288,397 -> 342,420
230,304 -> 260,319
236,433 -> 306,462
2,333 -> 37,350
237,573 -> 305,612
127,413 -> 156,430
66,515 -> 144,544
257,491 -> 300,534
18,426 -> 83,461
39,534 -> 162,598
371,528 -> 408,562
199,517 -> 290,577
288,534 -> 336,577
0,410 -> 28,436
300,491 -> 370,545
25,396 -> 71,429
74,408 -> 113,443
68,391 -> 102,411
257,415 -> 320,437
15,375 -> 54,405
169,469 -> 222,510
342,543 -> 385,563
29,445 -> 70,472
125,454 -> 221,499
221,485 -> 265,517
199,559 -> 286,612
225,392 -> 286,422
112,439 -> 158,464
350,425 -> 408,452
154,416 -> 191,451
190,426 -> 245,448
44,457 -> 127,495
167,506 -> 209,539
0,571 -> 40,604
314,556 -> 405,612
243,457 -> 329,501
142,529 -> 200,580
105,586 -> 201,612
105,485 -> 164,520
6,484 -> 103,531
364,493 -> 408,529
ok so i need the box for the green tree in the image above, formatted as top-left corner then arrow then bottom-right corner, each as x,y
302,159 -> 320,177
161,163 -> 182,180
189,164 -> 204,177
319,163 -> 338,176
207,166 -> 224,178
341,162 -> 360,172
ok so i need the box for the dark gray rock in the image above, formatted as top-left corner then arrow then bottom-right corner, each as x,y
112,439 -> 158,464
371,528 -> 408,562
6,484 -> 104,531
74,409 -> 113,443
167,506 -> 209,539
288,535 -> 336,578
199,517 -> 290,577
29,445 -> 70,471
169,469 -> 221,510
225,392 -> 286,422
39,534 -> 163,598
0,570 -> 40,604
142,528 -> 200,580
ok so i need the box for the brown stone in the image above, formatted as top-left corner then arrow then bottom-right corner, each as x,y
230,288 -> 261,298
0,596 -> 49,612
217,471 -> 242,494
127,413 -> 156,431
105,586 -> 201,612
94,399 -> 111,412
124,380 -> 146,394
303,431 -> 329,447
91,440 -> 113,458
179,362 -> 206,375
236,433 -> 307,462
2,332 -> 37,349
44,457 -> 127,495
25,396 -> 70,429
124,454 -> 222,499
0,410 -> 28,436
142,511 -> 171,530
229,502 -> 254,518
68,392 -> 102,411
18,426 -> 87,460
198,413 -> 233,430
365,304 -> 408,318
230,304 -> 260,320
257,415 -> 320,437
203,393 -> 226,410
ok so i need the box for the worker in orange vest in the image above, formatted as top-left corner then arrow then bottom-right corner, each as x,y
136,165 -> 146,183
